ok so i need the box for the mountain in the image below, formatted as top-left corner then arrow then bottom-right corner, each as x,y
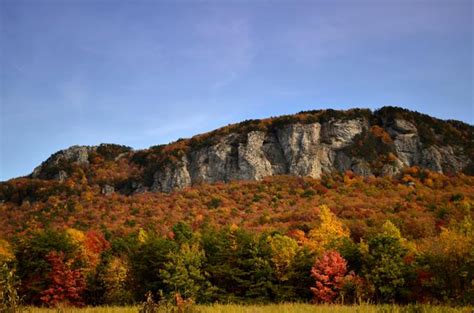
2,106 -> 473,306
25,106 -> 473,193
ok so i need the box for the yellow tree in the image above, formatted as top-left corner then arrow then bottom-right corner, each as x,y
380,220 -> 416,254
99,257 -> 132,304
419,216 -> 473,302
308,205 -> 349,254
267,234 -> 299,281
381,220 -> 402,239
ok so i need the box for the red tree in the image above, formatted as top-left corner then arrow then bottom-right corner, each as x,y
310,250 -> 352,303
39,251 -> 86,307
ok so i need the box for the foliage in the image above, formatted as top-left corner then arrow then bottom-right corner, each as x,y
0,239 -> 15,263
267,234 -> 298,282
362,233 -> 410,303
98,256 -> 133,305
308,205 -> 349,254
310,251 -> 354,303
159,243 -> 215,303
130,235 -> 177,299
39,251 -> 85,307
14,229 -> 78,305
0,163 -> 473,306
417,217 -> 474,304
0,263 -> 22,313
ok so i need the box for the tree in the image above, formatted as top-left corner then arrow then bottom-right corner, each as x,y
159,243 -> 214,302
130,235 -> 177,300
308,205 -> 349,254
418,217 -> 474,303
0,240 -> 14,264
39,251 -> 85,307
15,229 -> 78,305
362,234 -> 409,302
201,227 -> 276,302
310,250 -> 353,303
267,234 -> 299,282
98,256 -> 132,305
172,222 -> 194,244
380,220 -> 402,239
200,227 -> 247,302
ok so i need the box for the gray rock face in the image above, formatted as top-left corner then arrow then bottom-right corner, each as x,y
237,131 -> 273,180
420,145 -> 466,173
321,119 -> 366,149
101,184 -> 115,195
151,158 -> 191,192
55,170 -> 68,183
150,118 -> 374,191
147,116 -> 470,192
31,145 -> 96,179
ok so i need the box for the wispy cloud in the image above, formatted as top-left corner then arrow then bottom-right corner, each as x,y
179,15 -> 257,91
59,79 -> 88,112
279,2 -> 465,66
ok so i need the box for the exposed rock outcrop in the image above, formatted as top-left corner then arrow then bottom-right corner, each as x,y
28,107 -> 473,193
31,145 -> 97,179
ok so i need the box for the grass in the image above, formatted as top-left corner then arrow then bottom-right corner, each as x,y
26,304 -> 473,313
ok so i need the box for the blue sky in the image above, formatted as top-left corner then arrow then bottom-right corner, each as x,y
1,0 -> 473,181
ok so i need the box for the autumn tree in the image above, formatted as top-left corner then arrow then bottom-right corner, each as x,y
0,263 -> 21,313
15,229 -> 78,305
418,216 -> 474,303
0,240 -> 14,264
310,250 -> 353,303
267,234 -> 299,281
39,251 -> 85,307
308,205 -> 349,254
98,256 -> 133,304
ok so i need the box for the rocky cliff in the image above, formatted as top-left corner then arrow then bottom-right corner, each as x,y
28,107 -> 474,193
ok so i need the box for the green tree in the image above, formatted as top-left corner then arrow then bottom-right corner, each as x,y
201,228 -> 277,302
159,243 -> 214,302
201,227 -> 246,302
362,234 -> 409,302
130,235 -> 177,300
172,222 -> 194,244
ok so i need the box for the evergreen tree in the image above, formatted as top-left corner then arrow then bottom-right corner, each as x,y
159,243 -> 215,303
363,234 -> 409,302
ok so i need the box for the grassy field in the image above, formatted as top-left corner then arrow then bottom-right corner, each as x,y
26,303 -> 474,313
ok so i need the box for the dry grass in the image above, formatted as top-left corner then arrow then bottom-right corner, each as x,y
26,303 -> 473,313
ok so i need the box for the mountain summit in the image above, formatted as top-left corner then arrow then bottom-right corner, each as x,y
27,107 -> 473,193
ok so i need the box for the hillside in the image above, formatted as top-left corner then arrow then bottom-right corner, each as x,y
1,106 -> 473,237
1,170 -> 473,239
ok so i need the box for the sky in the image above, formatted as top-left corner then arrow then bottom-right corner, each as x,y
0,0 -> 473,181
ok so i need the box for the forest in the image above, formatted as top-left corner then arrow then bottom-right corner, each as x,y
1,168 -> 473,309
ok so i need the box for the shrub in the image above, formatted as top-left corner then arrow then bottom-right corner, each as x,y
0,263 -> 22,313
